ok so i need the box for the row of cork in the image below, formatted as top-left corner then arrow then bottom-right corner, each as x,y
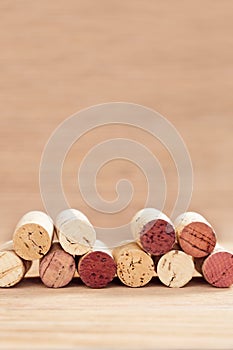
0,208 -> 232,289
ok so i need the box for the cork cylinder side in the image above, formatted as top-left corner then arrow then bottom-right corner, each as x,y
56,209 -> 96,256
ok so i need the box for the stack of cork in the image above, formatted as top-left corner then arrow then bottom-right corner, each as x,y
0,208 -> 232,289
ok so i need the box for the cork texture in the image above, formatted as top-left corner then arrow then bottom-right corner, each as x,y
174,212 -> 216,258
0,250 -> 27,287
78,251 -> 116,288
179,222 -> 216,258
113,242 -> 155,287
157,250 -> 195,288
130,208 -> 175,255
140,219 -> 175,255
13,223 -> 52,260
39,243 -> 75,288
58,231 -> 92,256
56,209 -> 96,255
13,211 -> 54,260
202,251 -> 233,288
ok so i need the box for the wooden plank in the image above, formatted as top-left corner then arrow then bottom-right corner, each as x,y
0,278 -> 232,349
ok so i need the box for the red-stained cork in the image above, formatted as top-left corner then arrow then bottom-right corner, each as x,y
78,251 -> 116,288
174,212 -> 217,258
140,219 -> 175,256
39,243 -> 75,288
202,251 -> 233,288
131,209 -> 175,256
179,222 -> 216,258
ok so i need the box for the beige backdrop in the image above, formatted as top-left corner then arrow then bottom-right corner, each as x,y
0,0 -> 233,243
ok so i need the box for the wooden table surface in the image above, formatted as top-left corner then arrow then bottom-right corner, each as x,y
0,277 -> 232,350
1,1 -> 233,349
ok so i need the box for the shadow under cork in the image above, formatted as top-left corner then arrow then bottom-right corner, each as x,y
1,276 -> 231,293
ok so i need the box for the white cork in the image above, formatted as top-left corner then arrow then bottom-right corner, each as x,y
0,241 -> 31,287
56,209 -> 96,256
157,249 -> 195,288
13,211 -> 54,260
92,240 -> 113,257
130,208 -> 172,241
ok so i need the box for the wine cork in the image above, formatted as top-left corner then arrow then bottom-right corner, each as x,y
56,209 -> 96,256
194,256 -> 205,275
77,240 -> 116,288
174,212 -> 216,258
130,208 -> 176,255
13,211 -> 54,260
196,245 -> 233,288
0,241 -> 31,287
157,249 -> 195,288
112,242 -> 155,287
39,243 -> 75,288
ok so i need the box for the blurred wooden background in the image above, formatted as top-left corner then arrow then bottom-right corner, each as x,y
1,2 -> 233,350
0,0 -> 233,242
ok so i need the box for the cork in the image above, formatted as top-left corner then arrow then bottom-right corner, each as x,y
130,208 -> 176,255
0,241 -> 31,287
77,240 -> 116,288
39,243 -> 76,288
56,209 -> 96,256
157,249 -> 195,288
196,245 -> 233,288
174,212 -> 216,258
13,211 -> 54,260
112,242 -> 155,287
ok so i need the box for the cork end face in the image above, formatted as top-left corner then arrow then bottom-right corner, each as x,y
116,249 -> 155,288
140,219 -> 175,256
39,249 -> 75,288
202,252 -> 233,288
13,223 -> 52,260
78,251 -> 116,288
59,231 -> 92,256
179,222 -> 216,258
0,251 -> 25,287
157,250 -> 194,288
59,220 -> 96,248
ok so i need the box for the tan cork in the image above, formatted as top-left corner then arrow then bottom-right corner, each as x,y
13,211 -> 54,260
112,242 -> 155,287
0,241 -> 31,287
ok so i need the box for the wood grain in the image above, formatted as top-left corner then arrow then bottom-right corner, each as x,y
0,278 -> 233,349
